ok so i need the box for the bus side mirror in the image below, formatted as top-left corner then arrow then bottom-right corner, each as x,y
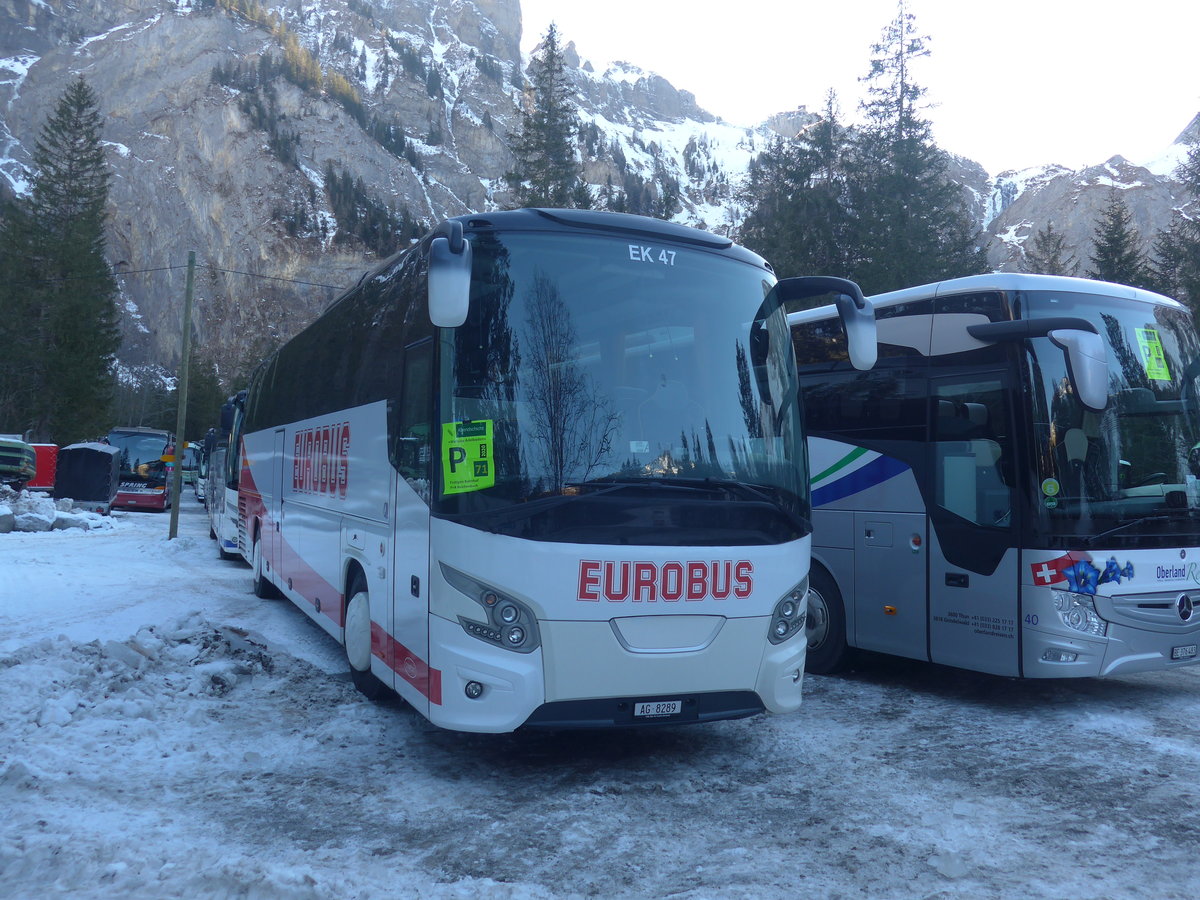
428,221 -> 472,328
833,290 -> 877,371
776,276 -> 877,370
1050,329 -> 1108,412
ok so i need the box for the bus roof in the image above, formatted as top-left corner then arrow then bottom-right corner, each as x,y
321,209 -> 771,317
108,426 -> 171,437
447,208 -> 770,269
867,273 -> 1182,312
788,273 -> 1184,328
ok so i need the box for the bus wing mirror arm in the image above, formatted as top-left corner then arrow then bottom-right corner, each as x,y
428,220 -> 472,328
968,318 -> 1107,412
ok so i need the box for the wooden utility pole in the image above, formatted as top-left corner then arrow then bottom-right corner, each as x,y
168,251 -> 195,540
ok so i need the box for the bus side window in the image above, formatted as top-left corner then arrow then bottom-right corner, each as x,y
392,339 -> 434,496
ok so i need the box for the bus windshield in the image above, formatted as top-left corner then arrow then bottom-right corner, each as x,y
434,229 -> 805,545
1024,289 -> 1200,543
107,430 -> 171,480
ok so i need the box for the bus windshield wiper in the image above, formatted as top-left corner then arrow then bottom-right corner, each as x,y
578,476 -> 728,495
1085,514 -> 1171,546
583,476 -> 811,531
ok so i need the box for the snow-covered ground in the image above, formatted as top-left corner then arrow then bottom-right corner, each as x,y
2,497 -> 1199,899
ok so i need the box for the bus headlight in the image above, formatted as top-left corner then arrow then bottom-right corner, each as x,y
768,579 -> 809,645
1051,590 -> 1108,637
440,563 -> 541,654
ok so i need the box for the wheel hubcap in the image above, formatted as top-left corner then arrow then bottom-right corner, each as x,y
806,590 -> 829,651
345,591 -> 372,672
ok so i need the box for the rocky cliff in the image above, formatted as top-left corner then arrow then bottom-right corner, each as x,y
1,0 -> 1196,385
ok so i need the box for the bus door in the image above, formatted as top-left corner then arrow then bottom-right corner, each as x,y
926,373 -> 1020,675
389,339 -> 435,713
269,428 -> 286,574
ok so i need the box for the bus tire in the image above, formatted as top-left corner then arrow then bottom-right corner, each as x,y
805,567 -> 851,675
251,536 -> 278,599
345,575 -> 387,701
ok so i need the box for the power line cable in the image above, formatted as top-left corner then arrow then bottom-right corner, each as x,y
199,265 -> 343,289
8,262 -> 348,290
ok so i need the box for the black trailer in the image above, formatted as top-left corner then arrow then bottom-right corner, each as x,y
52,442 -> 120,514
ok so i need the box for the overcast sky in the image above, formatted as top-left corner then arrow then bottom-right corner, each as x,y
518,0 -> 1200,176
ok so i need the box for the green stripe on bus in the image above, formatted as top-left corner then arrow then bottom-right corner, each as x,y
810,446 -> 869,485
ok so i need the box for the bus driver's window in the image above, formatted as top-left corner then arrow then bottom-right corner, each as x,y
394,339 -> 434,501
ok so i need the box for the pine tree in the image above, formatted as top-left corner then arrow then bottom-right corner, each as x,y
739,90 -> 855,279
1147,214 -> 1189,300
1022,221 -> 1078,275
0,196 -> 36,433
1087,190 -> 1150,287
0,76 -> 119,442
843,0 -> 985,294
1148,136 -> 1200,311
505,24 -> 586,209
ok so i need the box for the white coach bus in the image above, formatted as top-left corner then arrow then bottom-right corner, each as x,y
791,273 -> 1200,678
235,208 -> 876,732
208,390 -> 245,561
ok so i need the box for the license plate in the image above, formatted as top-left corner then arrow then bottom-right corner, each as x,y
1171,644 -> 1198,660
634,700 -> 682,718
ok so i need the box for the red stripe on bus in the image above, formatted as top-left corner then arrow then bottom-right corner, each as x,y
371,622 -> 442,705
241,457 -> 346,628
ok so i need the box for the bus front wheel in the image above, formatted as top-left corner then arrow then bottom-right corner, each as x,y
805,568 -> 851,675
251,536 -> 278,599
345,576 -> 387,701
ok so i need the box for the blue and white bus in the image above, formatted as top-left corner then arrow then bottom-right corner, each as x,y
791,273 -> 1200,678
234,208 -> 875,732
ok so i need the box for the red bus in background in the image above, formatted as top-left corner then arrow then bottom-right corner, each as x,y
107,427 -> 174,511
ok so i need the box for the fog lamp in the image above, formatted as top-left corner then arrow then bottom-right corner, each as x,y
1042,648 -> 1079,663
464,680 -> 484,699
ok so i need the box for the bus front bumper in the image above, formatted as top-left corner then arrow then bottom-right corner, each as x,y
1023,621 -> 1200,677
426,614 -> 805,733
114,492 -> 168,510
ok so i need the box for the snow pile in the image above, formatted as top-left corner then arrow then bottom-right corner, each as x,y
0,486 -> 116,534
0,610 -> 557,899
2,499 -> 1200,898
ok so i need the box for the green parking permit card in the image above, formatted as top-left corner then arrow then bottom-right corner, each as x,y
442,419 -> 494,494
1136,328 -> 1171,381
